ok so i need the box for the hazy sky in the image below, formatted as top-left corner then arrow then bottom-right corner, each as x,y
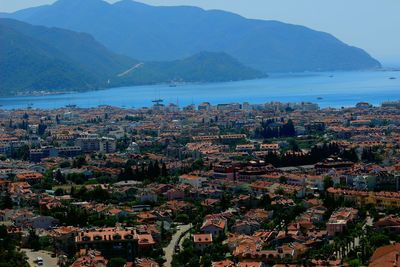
1,0 -> 399,65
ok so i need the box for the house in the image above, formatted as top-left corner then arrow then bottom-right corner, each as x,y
138,189 -> 158,203
179,174 -> 207,188
211,259 -> 235,267
374,215 -> 400,234
29,215 -> 59,230
232,220 -> 261,235
15,172 -> 43,184
165,188 -> 185,200
12,210 -> 34,227
201,218 -> 227,238
244,209 -> 271,223
193,233 -> 213,251
238,262 -> 265,267
369,243 -> 400,267
71,250 -> 108,267
75,227 -> 155,261
135,258 -> 160,267
51,226 -> 79,255
327,207 -> 358,236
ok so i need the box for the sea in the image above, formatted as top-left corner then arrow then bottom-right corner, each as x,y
0,70 -> 399,110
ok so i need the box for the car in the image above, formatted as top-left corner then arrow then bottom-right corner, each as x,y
36,257 -> 43,266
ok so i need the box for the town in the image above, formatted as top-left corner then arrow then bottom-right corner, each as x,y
1,100 -> 400,267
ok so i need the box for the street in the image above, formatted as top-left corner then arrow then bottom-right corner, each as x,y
21,249 -> 58,267
163,224 -> 191,267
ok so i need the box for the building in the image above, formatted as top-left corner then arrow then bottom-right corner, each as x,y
369,244 -> 400,267
15,172 -> 44,184
327,187 -> 400,209
374,215 -> 400,234
75,227 -> 155,261
179,174 -> 207,188
201,218 -> 227,238
327,208 -> 358,236
75,136 -> 100,153
213,161 -> 235,179
315,158 -> 354,174
71,250 -> 108,267
193,233 -> 213,251
100,137 -> 117,153
30,146 -> 82,162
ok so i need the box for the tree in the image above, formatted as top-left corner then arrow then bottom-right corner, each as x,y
275,187 -> 285,195
28,229 -> 40,251
54,188 -> 65,196
72,156 -> 87,168
85,187 -> 110,202
54,169 -> 66,184
161,163 -> 168,177
107,258 -> 126,267
0,191 -> 13,209
288,138 -> 300,152
341,148 -> 359,162
0,225 -> 29,267
323,176 -> 334,190
10,145 -> 30,160
154,160 -> 161,177
348,258 -> 361,267
279,176 -> 288,184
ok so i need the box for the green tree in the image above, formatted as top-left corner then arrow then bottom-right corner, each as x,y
107,258 -> 126,267
323,176 -> 334,190
0,191 -> 13,209
28,230 -> 40,251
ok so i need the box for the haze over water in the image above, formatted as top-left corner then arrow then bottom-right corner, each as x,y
0,71 -> 399,110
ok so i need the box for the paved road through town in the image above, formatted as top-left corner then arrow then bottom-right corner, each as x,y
163,224 -> 191,267
22,249 -> 58,267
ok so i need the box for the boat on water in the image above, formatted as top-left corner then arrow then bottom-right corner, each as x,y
169,80 -> 181,87
152,99 -> 164,104
317,97 -> 323,100
389,77 -> 396,80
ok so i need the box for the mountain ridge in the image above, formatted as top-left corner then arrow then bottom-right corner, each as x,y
0,0 -> 381,72
0,18 -> 264,95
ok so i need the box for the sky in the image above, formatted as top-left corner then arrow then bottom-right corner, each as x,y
1,0 -> 399,65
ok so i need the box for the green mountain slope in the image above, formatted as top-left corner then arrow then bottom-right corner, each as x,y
0,20 -> 100,94
1,0 -> 381,72
114,52 -> 265,86
0,19 -> 264,95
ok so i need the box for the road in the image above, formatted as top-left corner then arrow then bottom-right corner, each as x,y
163,224 -> 191,267
178,227 -> 191,250
22,249 -> 58,267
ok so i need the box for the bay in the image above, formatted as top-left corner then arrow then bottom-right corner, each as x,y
0,71 -> 399,110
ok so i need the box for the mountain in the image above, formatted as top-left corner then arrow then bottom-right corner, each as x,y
1,0 -> 381,72
0,19 -> 263,95
115,52 -> 264,86
0,18 -> 135,95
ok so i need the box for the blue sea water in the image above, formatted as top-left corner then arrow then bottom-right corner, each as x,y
0,71 -> 399,110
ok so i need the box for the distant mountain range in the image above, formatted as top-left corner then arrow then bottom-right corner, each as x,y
1,0 -> 381,73
0,18 -> 263,95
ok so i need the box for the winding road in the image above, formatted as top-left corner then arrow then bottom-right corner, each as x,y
163,224 -> 191,267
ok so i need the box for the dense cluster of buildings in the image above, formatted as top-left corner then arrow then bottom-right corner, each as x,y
1,100 -> 400,266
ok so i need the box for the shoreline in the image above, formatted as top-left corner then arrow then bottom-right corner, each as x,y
0,70 -> 398,110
